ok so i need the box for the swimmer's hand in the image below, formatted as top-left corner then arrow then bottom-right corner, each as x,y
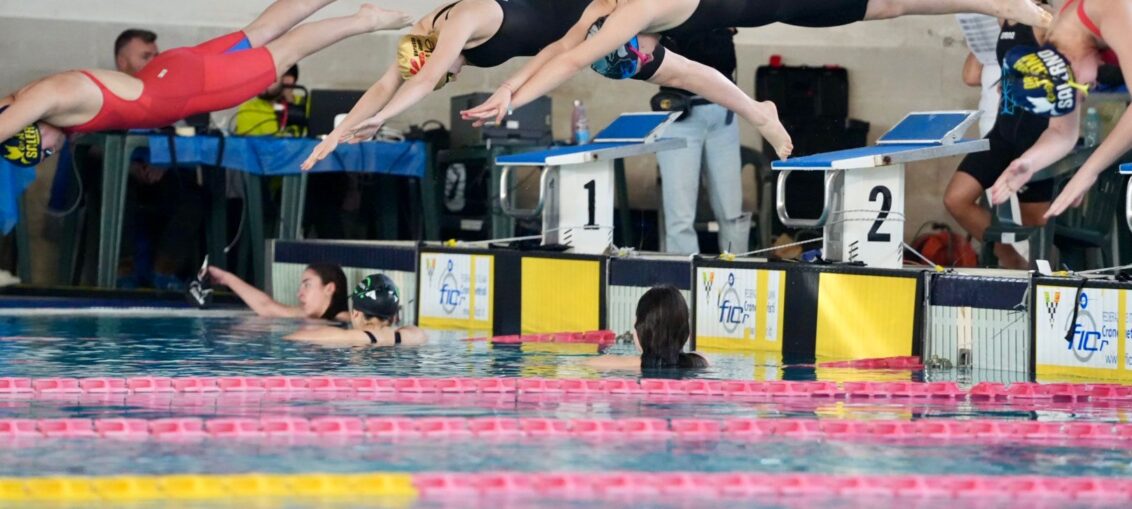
460,84 -> 513,127
347,115 -> 385,143
989,157 -> 1034,205
206,266 -> 233,286
301,135 -> 341,171
1044,169 -> 1095,219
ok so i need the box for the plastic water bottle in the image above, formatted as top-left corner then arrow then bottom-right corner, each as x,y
1083,107 -> 1100,147
572,100 -> 590,145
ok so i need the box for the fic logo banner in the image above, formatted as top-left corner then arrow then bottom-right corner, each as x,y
694,267 -> 785,351
418,252 -> 493,330
1035,284 -> 1131,380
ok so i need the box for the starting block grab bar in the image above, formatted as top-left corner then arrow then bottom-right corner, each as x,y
775,171 -> 840,228
1126,177 -> 1132,234
1121,164 -> 1132,233
499,166 -> 552,219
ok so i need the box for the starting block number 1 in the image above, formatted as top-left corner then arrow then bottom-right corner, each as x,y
544,162 -> 614,251
584,180 -> 596,226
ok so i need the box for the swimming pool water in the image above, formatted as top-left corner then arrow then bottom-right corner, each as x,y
2,437 -> 1130,478
2,312 -> 1130,507
0,314 -> 1008,383
4,389 -> 1130,422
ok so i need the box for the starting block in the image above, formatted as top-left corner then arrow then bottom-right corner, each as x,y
772,111 -> 989,268
496,112 -> 685,254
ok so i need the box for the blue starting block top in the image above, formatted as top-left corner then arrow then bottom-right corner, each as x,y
497,112 -> 683,166
593,112 -> 677,142
773,140 -> 989,170
878,111 -> 979,145
1120,163 -> 1132,174
773,111 -> 988,171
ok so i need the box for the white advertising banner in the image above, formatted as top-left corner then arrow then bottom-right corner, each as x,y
418,252 -> 493,330
694,266 -> 785,351
1034,284 -> 1131,379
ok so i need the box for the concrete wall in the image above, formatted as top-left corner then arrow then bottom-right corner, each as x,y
0,2 -> 978,283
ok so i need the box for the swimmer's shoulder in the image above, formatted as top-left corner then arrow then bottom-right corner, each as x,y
394,326 -> 428,345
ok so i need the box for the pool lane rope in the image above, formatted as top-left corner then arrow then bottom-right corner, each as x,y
2,377 -> 1130,402
3,472 -> 1132,502
3,416 -> 1130,445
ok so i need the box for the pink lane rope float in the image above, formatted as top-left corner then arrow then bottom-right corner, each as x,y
2,377 -> 1131,402
818,356 -> 924,370
410,472 -> 1132,500
3,416 -> 1131,444
465,330 -> 618,346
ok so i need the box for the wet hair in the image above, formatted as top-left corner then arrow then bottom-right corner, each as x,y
283,64 -> 299,82
305,263 -> 348,320
635,286 -> 707,370
114,29 -> 157,58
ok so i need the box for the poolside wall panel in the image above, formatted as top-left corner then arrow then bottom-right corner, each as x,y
606,256 -> 692,336
692,259 -> 923,363
269,241 -> 418,324
924,273 -> 1031,379
1032,277 -> 1132,383
416,247 -> 605,336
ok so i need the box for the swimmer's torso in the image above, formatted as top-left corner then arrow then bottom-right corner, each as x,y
429,0 -> 594,67
65,33 -> 276,133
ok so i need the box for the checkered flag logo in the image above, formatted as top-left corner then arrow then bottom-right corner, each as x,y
1043,291 -> 1060,327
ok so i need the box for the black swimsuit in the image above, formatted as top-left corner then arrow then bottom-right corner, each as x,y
663,0 -> 870,36
635,0 -> 870,81
363,330 -> 403,345
435,0 -> 592,68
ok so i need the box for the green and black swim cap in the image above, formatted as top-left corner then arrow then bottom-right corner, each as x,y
351,273 -> 400,320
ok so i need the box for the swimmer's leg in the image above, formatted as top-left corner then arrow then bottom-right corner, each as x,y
864,0 -> 1050,27
241,0 -> 338,48
264,4 -> 411,75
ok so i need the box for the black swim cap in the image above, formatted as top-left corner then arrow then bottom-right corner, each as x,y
351,273 -> 400,320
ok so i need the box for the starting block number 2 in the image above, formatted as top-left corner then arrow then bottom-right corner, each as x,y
868,185 -> 893,243
832,168 -> 904,266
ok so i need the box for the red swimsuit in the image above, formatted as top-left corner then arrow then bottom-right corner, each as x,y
67,32 -> 277,133
1060,0 -> 1103,39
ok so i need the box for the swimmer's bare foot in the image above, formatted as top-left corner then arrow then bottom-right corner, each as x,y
754,101 -> 793,160
358,4 -> 412,31
993,0 -> 1052,28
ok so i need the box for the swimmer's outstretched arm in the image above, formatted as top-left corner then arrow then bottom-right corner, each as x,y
988,111 -> 1079,205
462,1 -> 656,122
1043,90 -> 1132,216
994,3 -> 1132,216
0,83 -> 56,146
300,62 -> 403,170
461,0 -> 611,126
647,46 -> 793,159
208,266 -> 304,318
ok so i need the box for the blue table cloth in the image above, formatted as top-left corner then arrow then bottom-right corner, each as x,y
0,160 -> 38,234
146,136 -> 426,177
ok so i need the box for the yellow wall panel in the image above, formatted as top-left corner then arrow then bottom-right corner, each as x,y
520,258 -> 601,334
815,273 -> 917,360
